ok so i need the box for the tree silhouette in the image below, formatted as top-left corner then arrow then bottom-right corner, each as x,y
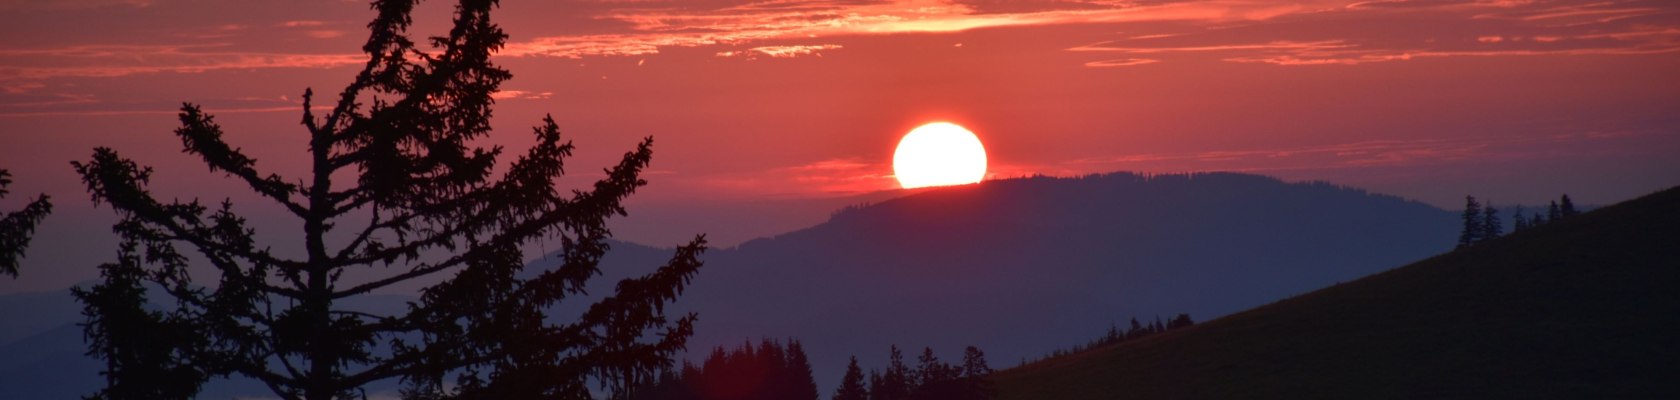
1458,196 -> 1483,249
1512,207 -> 1529,231
1482,202 -> 1503,241
786,341 -> 819,400
912,347 -> 955,395
1548,200 -> 1563,222
1169,313 -> 1195,329
0,169 -> 52,278
957,346 -> 995,399
70,1 -> 704,399
832,357 -> 868,400
874,346 -> 912,400
632,339 -> 817,400
835,345 -> 993,400
1560,194 -> 1579,217
867,370 -> 883,400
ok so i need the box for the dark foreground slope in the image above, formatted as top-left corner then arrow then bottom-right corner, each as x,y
994,186 -> 1680,399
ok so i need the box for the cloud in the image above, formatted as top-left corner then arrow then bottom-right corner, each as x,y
0,44 -> 362,80
5,0 -> 1677,91
1067,18 -> 1680,67
1474,2 -> 1664,25
716,44 -> 843,59
280,20 -> 327,28
491,90 -> 554,100
1223,38 -> 1680,66
0,105 -> 296,118
694,158 -> 899,198
1082,57 -> 1159,67
0,82 -> 46,94
304,30 -> 346,39
501,0 -> 1322,59
0,92 -> 98,107
1069,39 -> 1353,54
1063,130 -> 1666,174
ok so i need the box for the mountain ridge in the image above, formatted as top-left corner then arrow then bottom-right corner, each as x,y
992,184 -> 1680,399
644,172 -> 1458,392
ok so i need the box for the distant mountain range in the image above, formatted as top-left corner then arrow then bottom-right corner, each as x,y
606,172 -> 1458,392
993,184 -> 1680,399
0,172 -> 1459,398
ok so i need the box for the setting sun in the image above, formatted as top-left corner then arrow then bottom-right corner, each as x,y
893,122 -> 988,189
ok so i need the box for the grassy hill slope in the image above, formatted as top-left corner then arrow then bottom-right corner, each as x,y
994,186 -> 1680,399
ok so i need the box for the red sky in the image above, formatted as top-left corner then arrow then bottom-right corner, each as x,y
2,0 -> 1679,289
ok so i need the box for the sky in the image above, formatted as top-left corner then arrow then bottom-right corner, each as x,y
2,0 -> 1679,291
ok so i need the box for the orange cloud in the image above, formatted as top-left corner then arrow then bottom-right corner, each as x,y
716,44 -> 843,59
0,44 -> 361,80
1083,58 -> 1159,67
0,105 -> 296,118
304,30 -> 346,39
491,90 -> 554,100
693,158 -> 899,198
1063,130 -> 1664,174
502,0 -> 1327,59
1068,20 -> 1680,67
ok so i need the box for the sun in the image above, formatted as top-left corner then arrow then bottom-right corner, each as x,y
893,122 -> 988,189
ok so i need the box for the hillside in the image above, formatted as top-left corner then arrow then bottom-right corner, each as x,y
993,185 -> 1680,399
641,172 -> 1458,391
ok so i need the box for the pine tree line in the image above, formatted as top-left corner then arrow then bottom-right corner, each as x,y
834,345 -> 994,400
1459,194 -> 1578,248
1018,314 -> 1194,367
628,338 -> 820,400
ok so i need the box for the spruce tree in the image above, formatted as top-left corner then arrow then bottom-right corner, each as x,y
959,346 -> 995,399
833,357 -> 868,400
787,340 -> 819,400
1549,200 -> 1563,221
868,370 -> 883,400
757,339 -> 789,399
914,347 -> 954,390
0,169 -> 52,278
69,1 -> 704,399
1512,208 -> 1529,231
1482,202 -> 1503,241
1560,194 -> 1579,217
1458,196 -> 1483,248
875,346 -> 912,400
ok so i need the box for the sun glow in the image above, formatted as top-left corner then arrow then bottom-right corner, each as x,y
893,122 -> 988,189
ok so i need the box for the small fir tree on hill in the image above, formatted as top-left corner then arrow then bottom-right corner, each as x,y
1459,196 -> 1483,248
1482,202 -> 1503,241
1560,194 -> 1579,217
